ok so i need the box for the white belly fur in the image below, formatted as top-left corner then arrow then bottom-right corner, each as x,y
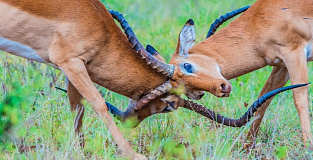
0,36 -> 47,63
0,36 -> 58,69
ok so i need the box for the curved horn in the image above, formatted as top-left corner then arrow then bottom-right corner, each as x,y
109,10 -> 175,77
106,102 -> 125,120
206,6 -> 250,39
55,81 -> 173,118
105,80 -> 172,120
182,83 -> 309,127
108,80 -> 173,116
101,81 -> 172,121
135,81 -> 172,111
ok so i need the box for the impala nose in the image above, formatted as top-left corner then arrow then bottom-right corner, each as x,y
220,82 -> 232,97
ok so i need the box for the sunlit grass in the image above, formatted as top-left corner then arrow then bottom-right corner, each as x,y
1,0 -> 313,159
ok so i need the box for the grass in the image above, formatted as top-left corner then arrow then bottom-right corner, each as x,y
1,0 -> 313,159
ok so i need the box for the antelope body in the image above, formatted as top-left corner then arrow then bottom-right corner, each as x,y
179,0 -> 313,148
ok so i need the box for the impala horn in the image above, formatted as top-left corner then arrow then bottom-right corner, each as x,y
105,81 -> 173,118
134,81 -> 172,111
55,83 -> 309,127
55,80 -> 173,119
109,10 -> 175,77
182,83 -> 309,127
206,6 -> 250,38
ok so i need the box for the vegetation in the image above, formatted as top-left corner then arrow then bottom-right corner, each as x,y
1,0 -> 313,159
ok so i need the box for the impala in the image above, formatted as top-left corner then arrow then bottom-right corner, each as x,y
171,0 -> 313,148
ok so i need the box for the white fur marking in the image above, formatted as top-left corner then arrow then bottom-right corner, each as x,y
216,65 -> 221,74
0,36 -> 46,63
179,25 -> 195,56
274,58 -> 280,64
304,42 -> 312,60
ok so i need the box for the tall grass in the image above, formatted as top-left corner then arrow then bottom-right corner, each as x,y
1,0 -> 313,159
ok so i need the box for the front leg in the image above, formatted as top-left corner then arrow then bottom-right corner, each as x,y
245,66 -> 289,149
52,57 -> 146,159
282,49 -> 313,148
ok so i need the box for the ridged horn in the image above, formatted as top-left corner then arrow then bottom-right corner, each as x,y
135,81 -> 172,111
109,10 -> 175,77
55,86 -> 131,121
182,83 -> 309,127
107,80 -> 173,117
206,6 -> 250,39
55,81 -> 173,119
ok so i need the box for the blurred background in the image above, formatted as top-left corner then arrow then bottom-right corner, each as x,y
1,0 -> 313,159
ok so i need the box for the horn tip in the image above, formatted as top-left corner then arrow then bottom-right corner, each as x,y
186,19 -> 194,26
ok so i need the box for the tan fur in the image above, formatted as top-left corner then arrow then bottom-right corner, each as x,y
185,0 -> 313,148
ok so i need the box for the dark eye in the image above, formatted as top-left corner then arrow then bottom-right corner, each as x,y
183,63 -> 193,73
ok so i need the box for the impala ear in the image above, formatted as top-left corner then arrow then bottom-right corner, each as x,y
146,44 -> 165,62
176,19 -> 195,56
146,44 -> 159,55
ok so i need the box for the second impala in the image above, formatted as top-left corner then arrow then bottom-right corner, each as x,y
170,0 -> 313,148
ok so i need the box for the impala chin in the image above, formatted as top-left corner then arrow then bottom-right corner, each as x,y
186,91 -> 205,100
218,92 -> 230,98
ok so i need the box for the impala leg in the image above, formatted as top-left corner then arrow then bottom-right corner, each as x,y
54,58 -> 145,159
245,66 -> 289,149
67,81 -> 85,147
282,50 -> 313,148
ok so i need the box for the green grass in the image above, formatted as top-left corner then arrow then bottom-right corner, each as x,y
1,0 -> 313,159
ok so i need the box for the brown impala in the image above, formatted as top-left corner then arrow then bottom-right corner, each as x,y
171,0 -> 313,149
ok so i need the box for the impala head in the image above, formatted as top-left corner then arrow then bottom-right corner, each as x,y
146,44 -> 205,100
169,19 -> 232,98
111,11 -> 211,100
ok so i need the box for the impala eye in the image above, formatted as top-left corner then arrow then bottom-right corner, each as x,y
183,63 -> 193,73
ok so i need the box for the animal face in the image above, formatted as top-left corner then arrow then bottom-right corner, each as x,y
169,19 -> 232,98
